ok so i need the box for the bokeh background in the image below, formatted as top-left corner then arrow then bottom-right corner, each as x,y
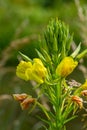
0,0 -> 87,130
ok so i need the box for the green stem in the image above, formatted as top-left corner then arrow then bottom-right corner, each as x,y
36,102 -> 50,120
55,78 -> 62,130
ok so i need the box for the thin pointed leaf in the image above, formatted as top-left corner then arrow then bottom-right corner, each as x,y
42,49 -> 52,63
28,101 -> 37,114
71,42 -> 81,58
64,115 -> 77,124
36,115 -> 50,125
76,49 -> 87,60
37,102 -> 50,120
19,52 -> 32,62
35,49 -> 46,62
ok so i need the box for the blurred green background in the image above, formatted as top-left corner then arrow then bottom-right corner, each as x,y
0,0 -> 87,130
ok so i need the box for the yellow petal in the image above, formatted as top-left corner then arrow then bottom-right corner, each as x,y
16,61 -> 32,81
56,57 -> 78,77
32,58 -> 47,83
33,58 -> 44,66
16,59 -> 47,84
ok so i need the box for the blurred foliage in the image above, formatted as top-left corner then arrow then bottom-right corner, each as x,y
0,0 -> 87,130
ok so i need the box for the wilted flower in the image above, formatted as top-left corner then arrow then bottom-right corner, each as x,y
81,90 -> 87,96
71,95 -> 83,109
13,93 -> 35,110
56,57 -> 78,77
13,93 -> 28,102
21,97 -> 35,110
16,58 -> 47,84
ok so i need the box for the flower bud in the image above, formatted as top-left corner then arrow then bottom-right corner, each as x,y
56,57 -> 78,77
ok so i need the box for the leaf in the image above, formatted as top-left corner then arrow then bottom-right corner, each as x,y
37,102 -> 50,120
36,115 -> 50,125
64,115 -> 77,124
19,52 -> 32,62
35,49 -> 46,62
28,101 -> 37,114
76,49 -> 87,60
71,42 -> 81,58
42,49 -> 52,64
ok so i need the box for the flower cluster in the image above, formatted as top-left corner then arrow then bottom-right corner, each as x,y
16,58 -> 47,84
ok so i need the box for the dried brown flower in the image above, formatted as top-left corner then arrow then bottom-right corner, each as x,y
72,95 -> 83,109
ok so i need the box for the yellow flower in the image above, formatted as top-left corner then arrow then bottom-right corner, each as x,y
16,58 -> 47,84
33,58 -> 47,81
33,58 -> 45,66
26,58 -> 47,84
16,61 -> 32,81
56,57 -> 78,77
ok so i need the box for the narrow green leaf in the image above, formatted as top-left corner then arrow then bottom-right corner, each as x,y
19,52 -> 32,62
37,102 -> 50,120
66,34 -> 73,53
35,49 -> 46,62
42,49 -> 52,63
53,35 -> 58,52
36,115 -> 50,125
71,42 -> 81,58
76,49 -> 87,60
64,115 -> 77,124
28,101 -> 37,114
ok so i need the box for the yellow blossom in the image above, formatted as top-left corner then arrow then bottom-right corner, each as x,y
16,61 -> 32,81
33,58 -> 47,82
26,58 -> 47,84
16,58 -> 47,84
56,57 -> 78,77
33,58 -> 45,66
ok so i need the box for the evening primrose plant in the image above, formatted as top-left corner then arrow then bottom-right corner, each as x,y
13,18 -> 87,130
